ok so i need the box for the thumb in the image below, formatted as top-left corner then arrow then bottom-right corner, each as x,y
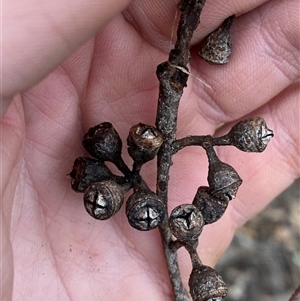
2,0 -> 131,117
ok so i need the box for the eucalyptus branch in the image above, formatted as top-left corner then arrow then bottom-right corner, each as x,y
69,0 -> 274,300
155,1 -> 206,299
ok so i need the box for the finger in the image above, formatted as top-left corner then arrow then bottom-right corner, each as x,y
190,0 -> 299,123
77,0 -> 267,129
78,16 -> 169,142
2,0 -> 131,117
120,0 -> 271,52
194,0 -> 269,38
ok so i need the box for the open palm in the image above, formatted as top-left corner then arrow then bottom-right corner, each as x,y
2,0 -> 299,300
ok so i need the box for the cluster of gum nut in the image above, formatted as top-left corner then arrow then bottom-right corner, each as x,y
69,117 -> 273,301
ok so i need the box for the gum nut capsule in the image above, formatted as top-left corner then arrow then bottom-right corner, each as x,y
126,190 -> 166,231
199,15 -> 235,65
206,147 -> 242,201
83,180 -> 131,220
192,186 -> 228,225
127,123 -> 163,164
189,265 -> 228,301
69,157 -> 115,192
228,117 -> 274,152
82,122 -> 123,162
169,204 -> 204,242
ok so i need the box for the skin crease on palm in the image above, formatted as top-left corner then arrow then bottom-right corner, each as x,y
1,0 -> 299,300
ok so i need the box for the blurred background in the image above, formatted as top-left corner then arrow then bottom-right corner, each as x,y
216,178 -> 300,301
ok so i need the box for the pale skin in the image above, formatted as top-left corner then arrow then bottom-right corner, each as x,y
1,0 -> 299,300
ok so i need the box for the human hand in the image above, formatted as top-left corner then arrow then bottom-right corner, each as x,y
1,0 -> 299,300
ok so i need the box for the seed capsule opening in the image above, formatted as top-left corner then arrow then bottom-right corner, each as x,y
127,123 -> 163,164
169,204 -> 204,242
126,190 -> 166,231
83,180 -> 130,220
229,117 -> 274,152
